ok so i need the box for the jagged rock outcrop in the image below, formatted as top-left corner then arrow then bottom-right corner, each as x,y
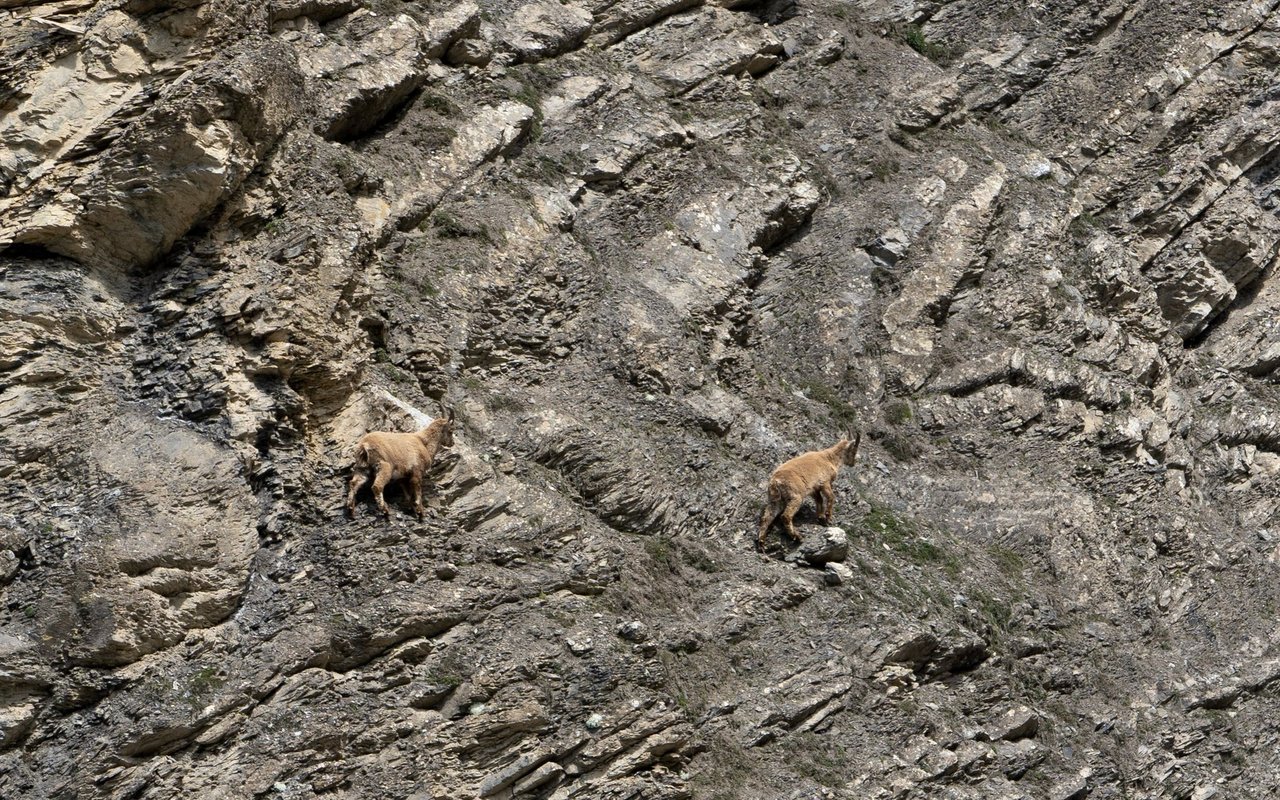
7,0 -> 1280,798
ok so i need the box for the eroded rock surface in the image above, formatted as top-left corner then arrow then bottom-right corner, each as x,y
5,1 -> 1280,798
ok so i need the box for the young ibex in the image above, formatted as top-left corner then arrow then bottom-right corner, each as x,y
345,410 -> 455,519
759,430 -> 861,547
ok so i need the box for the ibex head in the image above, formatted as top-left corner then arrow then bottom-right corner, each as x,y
438,408 -> 456,448
839,429 -> 862,466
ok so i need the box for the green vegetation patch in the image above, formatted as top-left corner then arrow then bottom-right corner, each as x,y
864,503 -> 959,575
430,210 -> 495,243
186,666 -> 227,710
878,429 -> 922,462
971,589 -> 1012,633
785,732 -> 849,785
645,536 -> 678,571
869,157 -> 901,182
419,92 -> 459,116
897,23 -> 956,63
988,544 -> 1025,577
798,379 -> 860,429
1069,212 -> 1102,237
883,400 -> 913,426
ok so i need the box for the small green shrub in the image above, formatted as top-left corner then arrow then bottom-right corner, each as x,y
883,400 -> 913,426
785,732 -> 848,784
484,392 -> 527,412
880,430 -> 922,461
679,542 -> 720,574
870,158 -> 901,182
418,124 -> 457,148
419,92 -> 459,116
798,380 -> 860,429
899,24 -> 954,63
645,536 -> 676,571
187,666 -> 226,709
864,504 -> 914,539
865,504 -> 958,574
378,361 -> 416,386
1069,212 -> 1101,237
989,544 -> 1025,577
432,210 -> 494,243
972,589 -> 1012,632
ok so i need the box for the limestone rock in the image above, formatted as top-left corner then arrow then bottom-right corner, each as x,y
7,2 -> 1280,798
823,561 -> 854,585
882,168 -> 1006,357
617,620 -> 649,641
987,705 -> 1040,742
3,40 -> 304,268
896,75 -> 963,132
302,13 -> 429,141
0,701 -> 37,749
421,1 -> 482,58
502,1 -> 593,62
446,38 -> 493,67
798,526 -> 849,566
590,0 -> 703,46
629,7 -> 785,93
268,0 -> 357,26
810,32 -> 845,65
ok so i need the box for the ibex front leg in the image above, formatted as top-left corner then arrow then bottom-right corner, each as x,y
410,470 -> 426,519
818,481 -> 835,525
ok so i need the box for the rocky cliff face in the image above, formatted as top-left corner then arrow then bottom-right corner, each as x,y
5,0 -> 1280,797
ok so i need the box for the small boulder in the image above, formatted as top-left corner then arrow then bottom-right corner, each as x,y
0,550 -> 19,584
1052,775 -> 1089,800
811,32 -> 845,65
435,562 -> 459,580
422,2 -> 481,58
885,631 -> 939,666
617,621 -> 648,642
447,38 -> 493,67
0,701 -> 37,748
823,561 -> 854,586
919,747 -> 959,779
988,704 -> 1040,741
995,738 -> 1044,779
503,1 -> 593,62
798,526 -> 848,566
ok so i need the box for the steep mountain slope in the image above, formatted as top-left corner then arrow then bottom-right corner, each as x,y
5,0 -> 1280,797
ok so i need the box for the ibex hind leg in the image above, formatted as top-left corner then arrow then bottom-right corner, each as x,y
371,462 -> 395,518
346,468 -> 370,516
781,495 -> 806,541
758,502 -> 780,548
